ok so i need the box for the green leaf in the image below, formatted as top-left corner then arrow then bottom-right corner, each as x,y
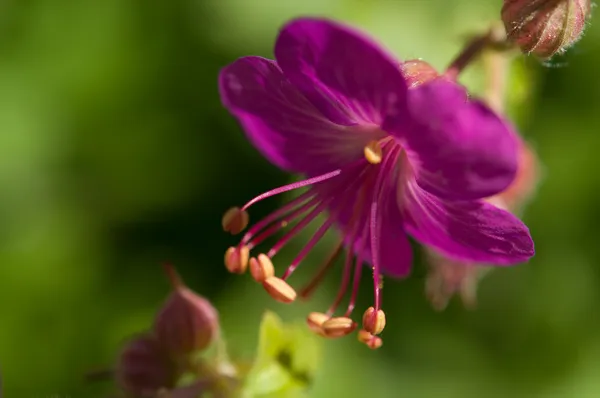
241,311 -> 321,398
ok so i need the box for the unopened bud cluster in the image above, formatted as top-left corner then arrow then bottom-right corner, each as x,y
115,264 -> 221,397
154,264 -> 219,360
502,0 -> 592,59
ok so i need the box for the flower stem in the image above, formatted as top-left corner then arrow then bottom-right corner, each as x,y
162,263 -> 184,289
444,23 -> 508,80
482,42 -> 511,113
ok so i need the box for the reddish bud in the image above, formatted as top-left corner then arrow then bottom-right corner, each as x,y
502,0 -> 592,59
495,139 -> 540,212
400,59 -> 440,88
424,251 -> 489,311
116,334 -> 176,397
154,265 -> 219,360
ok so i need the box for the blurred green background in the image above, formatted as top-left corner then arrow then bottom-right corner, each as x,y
0,0 -> 598,397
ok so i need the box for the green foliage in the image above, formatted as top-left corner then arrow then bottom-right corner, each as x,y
242,311 -> 321,398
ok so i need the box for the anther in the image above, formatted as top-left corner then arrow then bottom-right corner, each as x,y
367,336 -> 383,349
364,140 -> 383,165
357,330 -> 383,349
262,276 -> 297,303
306,312 -> 329,336
222,207 -> 249,235
357,329 -> 373,344
224,246 -> 249,274
249,254 -> 275,283
322,317 -> 357,338
362,307 -> 386,335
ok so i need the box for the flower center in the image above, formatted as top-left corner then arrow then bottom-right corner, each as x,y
222,136 -> 403,348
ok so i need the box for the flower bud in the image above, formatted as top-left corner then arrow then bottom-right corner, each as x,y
424,251 -> 490,311
502,0 -> 592,59
496,139 -> 539,212
400,59 -> 440,88
116,334 -> 176,397
154,264 -> 219,360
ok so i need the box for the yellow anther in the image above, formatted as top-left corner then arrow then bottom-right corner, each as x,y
221,207 -> 249,235
357,329 -> 383,349
224,246 -> 249,274
357,329 -> 373,344
362,307 -> 386,335
306,312 -> 329,336
364,140 -> 383,164
262,276 -> 297,304
249,254 -> 275,283
322,317 -> 357,338
367,335 -> 383,349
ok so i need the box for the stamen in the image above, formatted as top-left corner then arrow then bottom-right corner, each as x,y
262,276 -> 297,303
326,240 -> 357,317
224,246 -> 249,274
306,312 -> 329,336
222,207 -> 249,235
322,317 -> 357,338
240,190 -> 316,246
364,140 -> 383,165
281,216 -> 335,280
245,196 -> 320,250
357,329 -> 373,344
343,227 -> 368,317
367,337 -> 383,350
266,200 -> 332,258
362,307 -> 386,335
249,254 -> 275,283
240,170 -> 343,211
325,184 -> 370,316
368,146 -> 401,311
370,204 -> 383,311
357,329 -> 383,349
299,242 -> 343,300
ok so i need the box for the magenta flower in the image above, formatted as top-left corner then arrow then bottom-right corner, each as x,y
219,17 -> 534,344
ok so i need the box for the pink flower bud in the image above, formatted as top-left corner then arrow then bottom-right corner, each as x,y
400,59 -> 440,88
502,0 -> 592,59
495,139 -> 540,212
116,334 -> 176,396
154,264 -> 219,360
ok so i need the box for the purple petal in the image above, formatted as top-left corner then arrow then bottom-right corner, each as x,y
384,80 -> 519,201
219,56 -> 369,175
274,18 -> 408,126
376,196 -> 413,278
401,181 -> 534,265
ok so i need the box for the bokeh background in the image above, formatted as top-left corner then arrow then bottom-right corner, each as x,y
1,0 -> 599,397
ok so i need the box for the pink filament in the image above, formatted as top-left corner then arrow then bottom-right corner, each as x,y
344,227 -> 369,317
245,196 -> 320,249
266,200 -> 333,258
241,190 -> 315,245
368,146 -> 401,311
325,184 -> 368,316
282,216 -> 335,280
241,170 -> 342,211
299,242 -> 343,299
